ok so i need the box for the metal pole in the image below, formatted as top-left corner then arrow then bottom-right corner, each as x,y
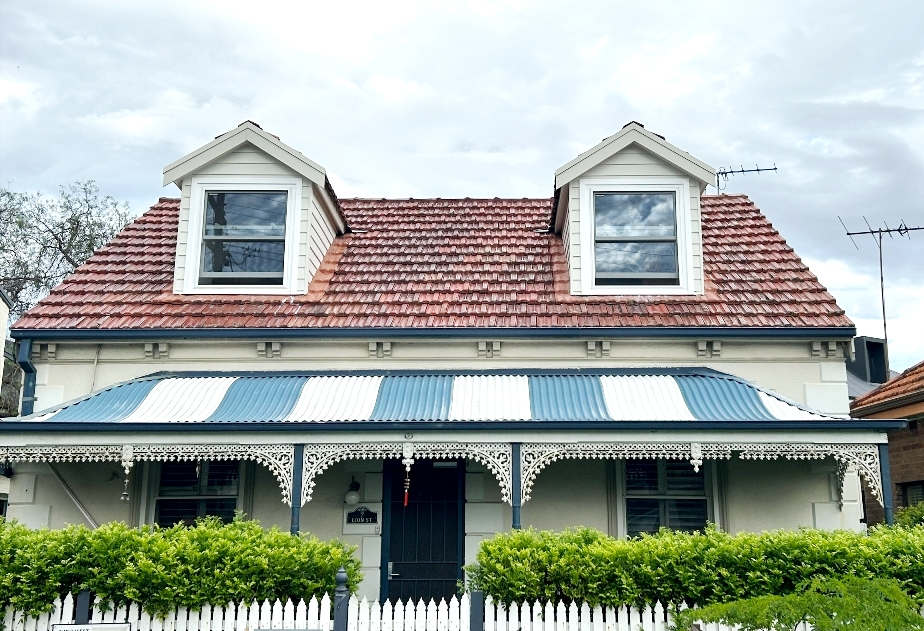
75,589 -> 91,624
469,590 -> 485,631
511,443 -> 522,530
879,443 -> 895,525
877,233 -> 890,373
290,444 -> 305,535
334,566 -> 349,631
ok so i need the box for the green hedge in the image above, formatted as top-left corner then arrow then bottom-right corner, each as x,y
0,517 -> 361,616
466,525 -> 924,607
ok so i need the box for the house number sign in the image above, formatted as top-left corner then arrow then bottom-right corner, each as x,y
346,506 -> 378,524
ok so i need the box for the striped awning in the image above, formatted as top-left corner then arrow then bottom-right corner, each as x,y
16,369 -> 836,424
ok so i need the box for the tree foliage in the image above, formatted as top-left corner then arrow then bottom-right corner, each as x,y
0,180 -> 134,321
671,576 -> 924,631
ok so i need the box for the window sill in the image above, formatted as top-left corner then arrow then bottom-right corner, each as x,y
180,284 -> 301,295
581,284 -> 699,296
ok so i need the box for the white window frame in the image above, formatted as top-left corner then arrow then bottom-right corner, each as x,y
182,175 -> 302,295
579,176 -> 694,295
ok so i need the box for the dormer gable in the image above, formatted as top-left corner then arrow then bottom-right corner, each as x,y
552,122 -> 716,297
165,122 -> 346,296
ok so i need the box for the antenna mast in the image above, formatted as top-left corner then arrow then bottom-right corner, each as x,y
837,218 -> 923,373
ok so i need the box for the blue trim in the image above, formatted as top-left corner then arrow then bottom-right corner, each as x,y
10,326 -> 857,341
879,443 -> 894,525
674,375 -> 776,421
529,375 -> 609,421
0,419 -> 906,432
15,340 -> 36,416
204,376 -> 305,423
290,444 -> 304,534
370,375 -> 453,421
511,443 -> 522,529
52,379 -> 159,423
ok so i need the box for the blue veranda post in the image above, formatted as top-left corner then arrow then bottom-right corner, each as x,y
290,444 -> 305,534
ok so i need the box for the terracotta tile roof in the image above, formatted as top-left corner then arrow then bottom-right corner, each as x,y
851,359 -> 924,413
12,195 -> 853,332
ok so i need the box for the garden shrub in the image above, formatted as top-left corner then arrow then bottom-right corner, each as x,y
897,502 -> 924,527
0,516 -> 360,616
466,525 -> 924,607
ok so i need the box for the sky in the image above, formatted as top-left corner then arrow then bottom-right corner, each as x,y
1,0 -> 922,371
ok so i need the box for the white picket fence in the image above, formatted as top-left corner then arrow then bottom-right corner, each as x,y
3,591 -> 813,631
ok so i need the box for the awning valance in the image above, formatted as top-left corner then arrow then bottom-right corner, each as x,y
12,368 -> 840,424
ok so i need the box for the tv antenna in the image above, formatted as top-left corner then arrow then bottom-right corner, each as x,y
715,163 -> 778,193
837,217 -> 923,372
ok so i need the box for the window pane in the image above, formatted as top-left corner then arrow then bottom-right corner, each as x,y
156,499 -> 199,526
205,192 -> 287,237
158,461 -> 199,496
595,242 -> 678,276
204,461 -> 240,496
204,498 -> 238,523
626,498 -> 661,536
200,240 -> 285,274
625,461 -> 659,493
594,193 -> 676,238
666,499 -> 708,532
665,461 -> 706,494
905,482 -> 924,506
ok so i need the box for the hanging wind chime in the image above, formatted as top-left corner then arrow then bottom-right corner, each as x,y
401,444 -> 414,508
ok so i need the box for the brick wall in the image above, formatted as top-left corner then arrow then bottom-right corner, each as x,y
862,419 -> 924,524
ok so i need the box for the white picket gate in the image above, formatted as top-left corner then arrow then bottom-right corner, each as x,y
3,592 -> 821,631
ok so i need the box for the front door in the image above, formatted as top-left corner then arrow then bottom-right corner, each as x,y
382,459 -> 464,602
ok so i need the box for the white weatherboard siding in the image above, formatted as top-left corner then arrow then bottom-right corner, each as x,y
171,143 -> 339,295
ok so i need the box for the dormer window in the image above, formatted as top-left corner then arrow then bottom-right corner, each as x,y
579,177 -> 694,295
182,175 -> 302,294
200,191 -> 287,286
593,191 -> 679,286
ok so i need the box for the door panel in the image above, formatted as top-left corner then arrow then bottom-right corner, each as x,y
384,459 -> 463,602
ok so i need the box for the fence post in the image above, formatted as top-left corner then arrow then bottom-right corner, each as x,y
469,591 -> 484,631
75,590 -> 91,624
334,566 -> 349,631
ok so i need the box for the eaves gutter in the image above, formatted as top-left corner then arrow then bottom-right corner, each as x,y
851,391 -> 924,418
10,326 -> 857,341
0,419 -> 905,433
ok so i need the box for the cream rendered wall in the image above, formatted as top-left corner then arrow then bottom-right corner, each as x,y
171,144 -> 338,294
724,459 -> 864,533
563,145 -> 705,295
27,337 -> 850,415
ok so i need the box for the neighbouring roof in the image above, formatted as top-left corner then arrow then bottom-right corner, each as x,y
851,359 -> 924,414
847,368 -> 899,400
13,369 -> 836,424
11,195 -> 853,332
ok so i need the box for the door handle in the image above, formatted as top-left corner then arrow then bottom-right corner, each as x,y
388,562 -> 400,578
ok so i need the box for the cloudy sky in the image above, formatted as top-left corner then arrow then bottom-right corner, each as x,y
1,1 -> 922,370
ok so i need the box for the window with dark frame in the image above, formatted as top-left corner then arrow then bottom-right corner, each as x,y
199,191 -> 288,285
624,460 -> 708,536
154,460 -> 241,527
0,494 -> 7,518
901,480 -> 924,507
593,191 -> 679,286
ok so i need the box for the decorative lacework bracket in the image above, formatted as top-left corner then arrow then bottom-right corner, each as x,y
301,442 -> 512,505
519,441 -> 883,507
0,443 -> 296,505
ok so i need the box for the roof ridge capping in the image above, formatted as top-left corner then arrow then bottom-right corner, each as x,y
554,121 -> 716,189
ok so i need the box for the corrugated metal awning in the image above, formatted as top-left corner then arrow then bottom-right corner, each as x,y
12,369 -> 839,424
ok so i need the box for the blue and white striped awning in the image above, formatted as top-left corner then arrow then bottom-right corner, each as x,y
18,369 -> 836,423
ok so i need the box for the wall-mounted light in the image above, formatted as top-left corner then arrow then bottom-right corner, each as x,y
344,477 -> 360,505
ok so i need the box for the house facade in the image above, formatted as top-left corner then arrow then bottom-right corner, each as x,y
1,121 -> 902,601
852,359 -> 924,523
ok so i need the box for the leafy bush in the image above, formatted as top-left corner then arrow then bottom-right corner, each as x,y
0,517 -> 360,616
671,576 -> 924,631
897,502 -> 924,527
466,525 -> 924,607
